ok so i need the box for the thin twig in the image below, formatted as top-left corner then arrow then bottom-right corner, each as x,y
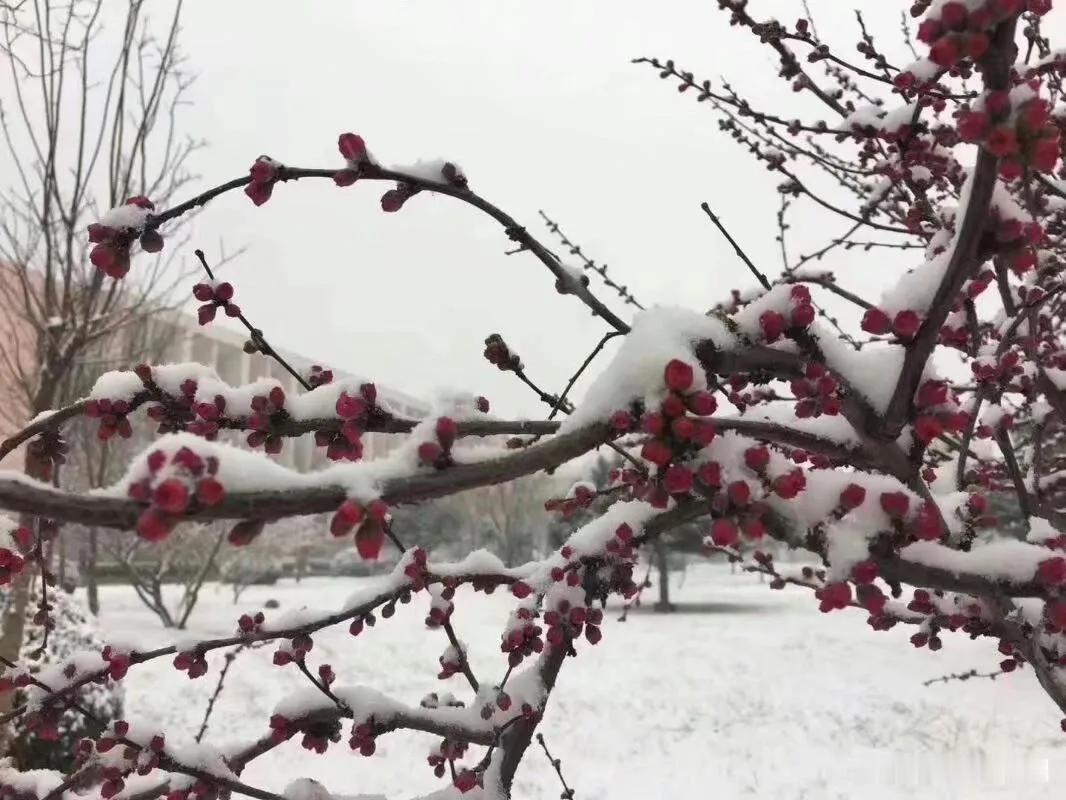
922,668 -> 1007,687
536,733 -> 576,799
194,249 -> 312,391
538,210 -> 644,310
442,618 -> 479,693
548,332 -> 624,422
700,202 -> 771,290
195,644 -> 245,743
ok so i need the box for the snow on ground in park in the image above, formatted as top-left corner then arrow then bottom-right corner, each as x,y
84,564 -> 1066,800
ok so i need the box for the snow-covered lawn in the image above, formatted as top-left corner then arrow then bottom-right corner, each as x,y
87,564 -> 1065,800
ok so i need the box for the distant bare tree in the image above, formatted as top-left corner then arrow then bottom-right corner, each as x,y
0,0 -> 198,723
104,523 -> 225,629
447,476 -> 559,565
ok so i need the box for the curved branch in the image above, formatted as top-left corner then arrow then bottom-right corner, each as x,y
142,163 -> 631,334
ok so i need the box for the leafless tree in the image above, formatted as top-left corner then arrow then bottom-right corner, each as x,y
0,0 -> 197,724
104,523 -> 225,629
3,3 -> 1066,799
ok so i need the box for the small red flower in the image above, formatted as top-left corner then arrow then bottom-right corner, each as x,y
710,518 -> 739,547
687,391 -> 717,416
1038,557 -> 1066,586
986,126 -> 1019,158
861,307 -> 891,335
354,519 -> 386,560
790,303 -> 815,328
153,480 -> 189,514
641,439 -> 673,467
759,310 -> 786,342
196,478 -> 225,506
956,110 -> 989,142
663,359 -> 695,392
137,510 -> 172,542
893,310 -> 922,340
662,465 -> 694,495
929,36 -> 959,68
338,132 -> 367,162
744,446 -> 770,471
880,491 -> 910,518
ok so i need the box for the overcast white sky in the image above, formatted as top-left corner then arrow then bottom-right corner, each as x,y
56,2 -> 1066,416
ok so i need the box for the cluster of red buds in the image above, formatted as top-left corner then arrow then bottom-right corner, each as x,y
478,687 -> 515,721
483,333 -> 523,372
349,720 -> 379,756
25,429 -> 68,482
939,269 -> 996,349
500,606 -> 544,668
173,650 -> 209,679
330,498 -> 390,560
246,386 -> 290,454
237,610 -> 267,634
314,383 -> 380,462
958,86 -> 1061,179
192,281 -> 241,325
746,445 -> 808,500
142,368 -> 199,436
911,379 -> 967,444
403,547 -> 432,591
334,132 -> 370,186
245,157 -> 282,206
272,632 -> 314,667
861,305 -> 924,340
418,416 -> 459,469
543,596 -> 605,648
879,490 -> 946,541
427,739 -> 470,779
88,196 -> 160,279
972,350 -> 1027,391
0,547 -> 25,586
627,359 -> 718,501
0,525 -> 31,585
758,285 -> 817,342
913,0 -> 1050,73
127,446 -> 225,542
85,397 -> 135,441
307,364 -> 334,388
791,362 -> 842,419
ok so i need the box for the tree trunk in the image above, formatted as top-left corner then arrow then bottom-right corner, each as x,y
0,570 -> 32,750
56,531 -> 67,588
0,385 -> 58,733
86,528 -> 100,615
654,541 -> 674,613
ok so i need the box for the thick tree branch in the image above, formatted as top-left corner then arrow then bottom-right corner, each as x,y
881,20 -> 1018,438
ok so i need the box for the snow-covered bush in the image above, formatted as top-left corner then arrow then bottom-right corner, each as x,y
3,2 -> 1066,799
3,586 -> 123,771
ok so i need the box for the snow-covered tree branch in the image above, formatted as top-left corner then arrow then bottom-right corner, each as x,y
3,1 -> 1066,798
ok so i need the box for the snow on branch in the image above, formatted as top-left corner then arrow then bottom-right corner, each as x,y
7,2 -> 1066,797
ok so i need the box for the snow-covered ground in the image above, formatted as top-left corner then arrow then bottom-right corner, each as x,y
86,564 -> 1066,800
